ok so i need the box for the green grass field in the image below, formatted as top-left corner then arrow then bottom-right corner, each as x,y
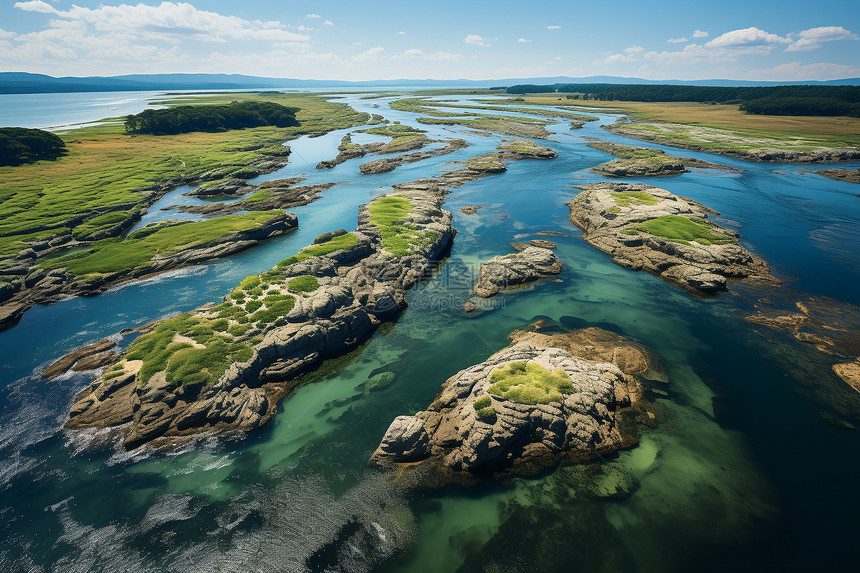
42,210 -> 283,277
632,215 -> 730,246
0,92 -> 368,262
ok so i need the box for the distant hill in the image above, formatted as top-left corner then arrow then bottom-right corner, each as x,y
1,72 -> 859,94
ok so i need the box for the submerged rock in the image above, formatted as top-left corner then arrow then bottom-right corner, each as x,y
567,182 -> 774,294
370,324 -> 659,480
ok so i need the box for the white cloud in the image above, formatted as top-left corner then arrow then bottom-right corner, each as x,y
642,43 -> 711,64
706,27 -> 790,49
272,41 -> 311,54
13,1 -> 56,14
465,34 -> 489,47
352,46 -> 385,62
517,38 -> 530,43
323,20 -> 334,26
546,25 -> 561,30
13,1 -> 310,43
427,51 -> 462,61
397,31 -> 405,35
403,48 -> 424,58
0,28 -> 17,40
787,26 -> 857,51
305,13 -> 320,18
594,45 -> 644,65
667,37 -> 688,43
749,61 -> 860,81
693,30 -> 708,38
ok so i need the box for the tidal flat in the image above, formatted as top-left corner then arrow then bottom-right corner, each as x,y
1,89 -> 859,573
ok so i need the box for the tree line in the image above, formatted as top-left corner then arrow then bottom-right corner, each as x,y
124,100 -> 301,135
0,127 -> 66,166
505,83 -> 860,117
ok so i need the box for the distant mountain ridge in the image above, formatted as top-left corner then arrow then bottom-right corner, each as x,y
1,72 -> 859,94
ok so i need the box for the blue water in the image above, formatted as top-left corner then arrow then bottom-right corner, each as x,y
1,92 -> 859,572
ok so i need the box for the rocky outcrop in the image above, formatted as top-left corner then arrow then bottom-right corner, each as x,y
810,168 -> 860,184
568,182 -> 774,294
473,246 -> 563,297
41,338 -> 118,378
316,132 -> 432,169
62,158 -> 541,450
171,179 -> 338,217
464,139 -> 559,174
0,213 -> 297,332
370,323 -> 659,480
587,140 -> 737,177
359,139 -> 468,174
460,205 -> 481,215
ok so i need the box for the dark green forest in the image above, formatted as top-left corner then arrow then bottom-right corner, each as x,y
0,127 -> 66,166
124,100 -> 301,135
506,83 -> 860,117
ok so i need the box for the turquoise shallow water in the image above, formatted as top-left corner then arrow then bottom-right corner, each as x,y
1,93 -> 859,572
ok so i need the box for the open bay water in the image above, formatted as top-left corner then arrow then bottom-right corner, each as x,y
1,92 -> 859,572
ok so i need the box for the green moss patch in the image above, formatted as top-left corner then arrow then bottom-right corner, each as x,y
367,195 -> 438,257
277,232 -> 359,267
634,215 -> 730,246
125,313 -> 256,386
488,361 -> 574,404
288,275 -> 319,292
43,211 -> 282,276
612,191 -> 658,207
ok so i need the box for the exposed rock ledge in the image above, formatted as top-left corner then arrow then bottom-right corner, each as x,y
359,139 -> 468,174
567,182 -> 774,294
370,323 -> 659,482
60,161 -> 533,450
170,178 -> 337,217
473,246 -> 562,297
587,140 -> 738,177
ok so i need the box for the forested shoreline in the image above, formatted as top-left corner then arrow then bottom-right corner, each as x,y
506,83 -> 860,117
124,100 -> 300,135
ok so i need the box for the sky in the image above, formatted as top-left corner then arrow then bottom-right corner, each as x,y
0,0 -> 858,81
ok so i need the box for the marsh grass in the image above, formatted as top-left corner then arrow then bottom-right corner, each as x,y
0,93 -> 368,260
42,210 -> 282,276
276,232 -> 359,267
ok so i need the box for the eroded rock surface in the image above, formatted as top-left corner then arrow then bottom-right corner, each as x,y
567,182 -> 774,293
370,324 -> 658,480
359,139 -> 467,174
473,246 -> 563,297
587,140 -> 737,177
172,178 -> 338,216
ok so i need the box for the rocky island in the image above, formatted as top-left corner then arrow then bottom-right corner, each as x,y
170,177 -> 339,217
472,246 -> 563,298
567,182 -> 774,293
370,323 -> 659,481
587,140 -> 737,177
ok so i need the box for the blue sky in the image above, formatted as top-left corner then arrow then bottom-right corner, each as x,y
1,0 -> 858,81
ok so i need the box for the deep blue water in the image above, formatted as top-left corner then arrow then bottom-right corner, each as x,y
1,92 -> 859,572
